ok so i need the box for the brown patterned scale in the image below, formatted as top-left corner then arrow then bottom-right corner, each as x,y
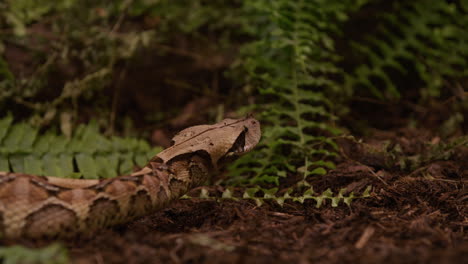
0,117 -> 261,240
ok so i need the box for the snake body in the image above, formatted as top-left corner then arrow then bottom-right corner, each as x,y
0,117 -> 260,240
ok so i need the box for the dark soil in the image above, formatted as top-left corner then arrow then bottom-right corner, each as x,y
62,127 -> 466,264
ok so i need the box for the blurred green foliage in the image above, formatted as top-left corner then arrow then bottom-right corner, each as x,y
0,243 -> 68,264
0,115 -> 161,178
345,0 -> 468,100
0,0 -> 250,128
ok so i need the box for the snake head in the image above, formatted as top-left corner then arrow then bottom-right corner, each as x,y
157,116 -> 261,168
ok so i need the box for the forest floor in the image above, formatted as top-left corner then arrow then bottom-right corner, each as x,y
65,116 -> 466,264
3,97 -> 466,263
3,23 -> 466,263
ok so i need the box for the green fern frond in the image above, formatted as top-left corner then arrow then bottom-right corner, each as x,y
229,0 -> 360,186
0,116 -> 161,179
346,0 -> 468,99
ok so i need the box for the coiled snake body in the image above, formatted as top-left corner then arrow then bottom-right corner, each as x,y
0,117 -> 260,240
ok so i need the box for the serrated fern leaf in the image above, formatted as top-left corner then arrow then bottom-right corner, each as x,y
0,116 -> 161,179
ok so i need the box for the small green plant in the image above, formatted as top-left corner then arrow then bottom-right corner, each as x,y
401,135 -> 468,171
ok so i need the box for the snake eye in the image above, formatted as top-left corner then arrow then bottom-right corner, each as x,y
225,130 -> 246,157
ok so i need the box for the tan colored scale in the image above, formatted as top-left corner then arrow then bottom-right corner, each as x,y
0,117 -> 261,240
